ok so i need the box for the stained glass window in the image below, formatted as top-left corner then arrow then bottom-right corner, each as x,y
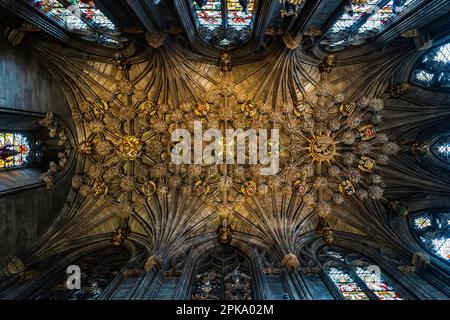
327,251 -> 345,261
320,247 -> 404,300
431,237 -> 450,261
227,0 -> 254,30
356,2 -> 396,35
431,136 -> 450,163
193,0 -> 255,49
191,248 -> 254,300
329,0 -> 378,34
355,267 -> 402,300
0,132 -> 31,169
412,212 -> 450,262
33,0 -> 90,32
328,267 -> 369,300
412,43 -> 450,88
322,0 -> 418,51
195,0 -> 222,30
414,215 -> 432,230
31,0 -> 121,47
68,0 -> 117,32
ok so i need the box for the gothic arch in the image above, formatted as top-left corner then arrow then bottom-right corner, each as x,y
0,240 -> 138,300
0,109 -> 76,195
316,244 -> 407,300
305,234 -> 427,299
183,245 -> 260,300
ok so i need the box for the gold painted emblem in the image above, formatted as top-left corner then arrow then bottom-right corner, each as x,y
115,135 -> 142,161
309,135 -> 336,162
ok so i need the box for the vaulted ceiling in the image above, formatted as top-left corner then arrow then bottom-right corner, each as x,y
0,0 -> 449,280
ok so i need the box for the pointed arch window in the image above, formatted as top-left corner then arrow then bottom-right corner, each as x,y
31,0 -> 124,48
34,247 -> 130,300
190,247 -> 254,300
412,212 -> 450,262
193,0 -> 255,49
319,248 -> 403,300
412,43 -> 450,88
321,0 -> 417,51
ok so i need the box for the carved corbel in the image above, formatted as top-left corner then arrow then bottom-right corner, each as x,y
2,23 -> 39,47
282,32 -> 302,50
145,31 -> 166,48
144,255 -> 163,272
399,252 -> 431,273
410,142 -> 429,157
282,253 -> 301,271
414,34 -> 433,51
3,256 -> 25,276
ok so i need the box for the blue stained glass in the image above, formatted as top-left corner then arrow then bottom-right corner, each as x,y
431,136 -> 450,163
413,212 -> 450,262
413,43 -> 450,88
431,237 -> 450,261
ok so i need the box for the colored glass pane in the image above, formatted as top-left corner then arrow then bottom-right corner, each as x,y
324,0 -> 418,51
68,0 -> 117,31
326,251 -> 345,261
0,132 -> 31,169
413,43 -> 450,88
414,70 -> 434,85
414,215 -> 432,229
357,3 -> 395,35
194,0 -> 222,30
33,0 -> 90,32
431,237 -> 450,261
433,43 -> 450,63
357,0 -> 415,35
432,136 -> 450,162
355,267 -> 402,300
227,0 -> 254,30
328,267 -> 369,300
193,0 -> 255,48
329,0 -> 378,34
413,212 -> 450,263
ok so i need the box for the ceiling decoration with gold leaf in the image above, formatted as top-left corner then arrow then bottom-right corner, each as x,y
23,38 -> 404,270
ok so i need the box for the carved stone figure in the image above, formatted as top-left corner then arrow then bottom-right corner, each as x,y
218,52 -> 232,72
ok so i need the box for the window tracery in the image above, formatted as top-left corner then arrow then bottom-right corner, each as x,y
319,247 -> 403,300
412,212 -> 450,262
36,247 -> 129,300
31,0 -> 124,48
412,43 -> 450,88
193,0 -> 255,49
191,248 -> 254,300
321,0 -> 416,51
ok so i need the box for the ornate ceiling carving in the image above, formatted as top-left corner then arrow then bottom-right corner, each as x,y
1,0 -> 450,276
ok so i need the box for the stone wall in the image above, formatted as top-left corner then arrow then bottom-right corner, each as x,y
0,36 -> 74,267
